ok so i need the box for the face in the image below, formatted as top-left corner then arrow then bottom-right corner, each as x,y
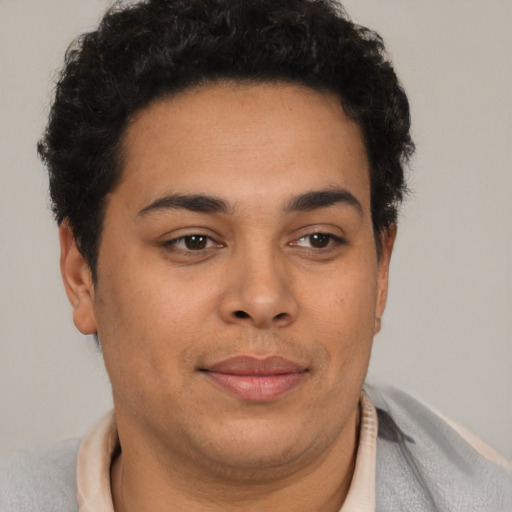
61,82 -> 393,479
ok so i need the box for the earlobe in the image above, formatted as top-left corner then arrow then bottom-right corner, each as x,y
374,226 -> 397,335
59,221 -> 97,335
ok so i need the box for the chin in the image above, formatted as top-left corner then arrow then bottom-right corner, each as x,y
189,419 -> 326,478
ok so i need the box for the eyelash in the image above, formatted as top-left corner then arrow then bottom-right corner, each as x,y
289,233 -> 346,254
161,232 -> 346,256
162,234 -> 223,254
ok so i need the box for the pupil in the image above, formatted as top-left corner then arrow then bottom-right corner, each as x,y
185,236 -> 207,250
311,234 -> 330,248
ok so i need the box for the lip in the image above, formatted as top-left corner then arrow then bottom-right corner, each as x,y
201,356 -> 308,402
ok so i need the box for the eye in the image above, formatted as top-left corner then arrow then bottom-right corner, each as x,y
292,233 -> 344,250
163,234 -> 221,252
300,233 -> 332,249
178,235 -> 209,250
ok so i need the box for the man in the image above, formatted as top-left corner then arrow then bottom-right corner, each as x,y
1,0 -> 510,510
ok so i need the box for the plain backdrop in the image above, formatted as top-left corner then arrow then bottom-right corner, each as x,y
1,0 -> 511,459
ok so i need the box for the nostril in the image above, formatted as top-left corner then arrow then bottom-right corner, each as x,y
234,310 -> 250,319
274,312 -> 287,320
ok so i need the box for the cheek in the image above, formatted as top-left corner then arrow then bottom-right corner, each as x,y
97,249 -> 213,329
303,260 -> 378,375
93,253 -> 223,379
306,259 -> 378,333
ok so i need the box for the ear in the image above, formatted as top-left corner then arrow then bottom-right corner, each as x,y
59,221 -> 97,335
374,225 -> 396,335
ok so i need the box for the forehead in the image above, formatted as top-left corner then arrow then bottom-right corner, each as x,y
117,81 -> 370,212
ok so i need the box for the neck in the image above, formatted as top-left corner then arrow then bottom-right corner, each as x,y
111,407 -> 360,512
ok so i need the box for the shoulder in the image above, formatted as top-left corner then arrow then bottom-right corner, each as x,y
0,439 -> 80,512
365,386 -> 512,512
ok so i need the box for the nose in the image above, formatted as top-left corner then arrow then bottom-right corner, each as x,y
219,250 -> 298,329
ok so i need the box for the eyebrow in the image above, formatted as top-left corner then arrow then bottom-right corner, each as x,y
138,194 -> 230,217
285,189 -> 363,216
137,188 -> 363,218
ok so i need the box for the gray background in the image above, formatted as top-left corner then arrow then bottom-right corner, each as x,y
1,0 -> 511,459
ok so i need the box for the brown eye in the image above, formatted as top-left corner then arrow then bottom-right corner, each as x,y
162,233 -> 224,258
183,235 -> 208,250
309,233 -> 331,248
291,232 -> 345,252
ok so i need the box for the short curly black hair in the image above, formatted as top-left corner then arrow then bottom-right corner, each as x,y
38,0 -> 414,277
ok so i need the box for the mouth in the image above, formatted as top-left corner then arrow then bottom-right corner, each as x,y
200,356 -> 308,402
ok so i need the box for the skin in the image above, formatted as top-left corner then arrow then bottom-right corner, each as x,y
60,81 -> 395,511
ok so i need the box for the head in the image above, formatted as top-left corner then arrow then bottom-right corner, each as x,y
41,0 -> 414,495
39,0 -> 413,280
